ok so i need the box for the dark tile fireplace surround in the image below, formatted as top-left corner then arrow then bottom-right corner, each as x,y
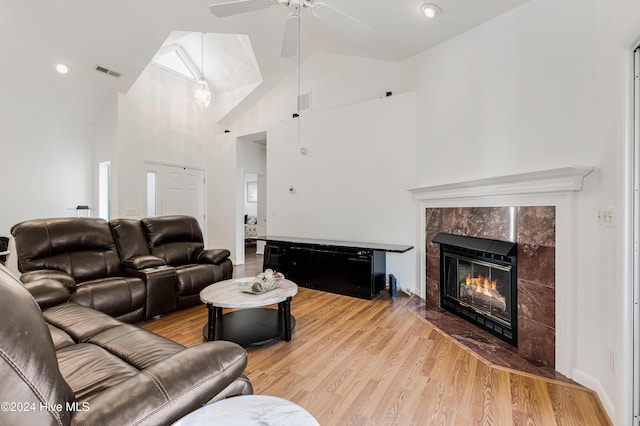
409,206 -> 561,380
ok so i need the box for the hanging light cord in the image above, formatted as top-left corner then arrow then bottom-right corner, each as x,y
201,32 -> 204,79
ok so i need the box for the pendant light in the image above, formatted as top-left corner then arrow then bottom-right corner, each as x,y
194,32 -> 211,111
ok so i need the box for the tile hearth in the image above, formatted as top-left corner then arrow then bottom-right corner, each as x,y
404,296 -> 575,384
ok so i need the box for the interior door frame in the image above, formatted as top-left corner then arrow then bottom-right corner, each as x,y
633,46 -> 640,425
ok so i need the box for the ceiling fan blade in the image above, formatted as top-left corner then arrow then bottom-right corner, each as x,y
209,0 -> 276,17
311,1 -> 370,41
281,13 -> 300,57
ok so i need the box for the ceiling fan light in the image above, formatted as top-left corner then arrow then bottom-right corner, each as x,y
420,3 -> 441,19
194,78 -> 211,111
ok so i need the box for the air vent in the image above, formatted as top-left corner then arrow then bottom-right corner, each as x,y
95,66 -> 121,78
297,92 -> 312,112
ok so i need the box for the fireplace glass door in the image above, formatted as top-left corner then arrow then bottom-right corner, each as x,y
444,254 -> 512,325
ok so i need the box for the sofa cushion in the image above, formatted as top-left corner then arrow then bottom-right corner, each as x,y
47,324 -> 76,350
44,303 -> 124,342
57,343 -> 140,403
11,217 -> 123,282
174,264 -> 220,296
86,324 -> 185,369
71,277 -> 146,320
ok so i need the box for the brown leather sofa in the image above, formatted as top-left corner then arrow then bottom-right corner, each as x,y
11,217 -> 148,322
113,215 -> 233,310
11,215 -> 233,321
0,264 -> 253,426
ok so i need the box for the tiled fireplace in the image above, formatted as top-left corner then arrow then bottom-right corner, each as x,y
426,206 -> 556,366
410,166 -> 594,378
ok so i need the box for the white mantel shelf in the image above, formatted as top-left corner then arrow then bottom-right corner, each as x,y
409,166 -> 595,201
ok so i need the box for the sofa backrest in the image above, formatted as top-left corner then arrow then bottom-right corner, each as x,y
0,265 -> 75,426
110,218 -> 151,261
141,215 -> 204,266
11,218 -> 123,282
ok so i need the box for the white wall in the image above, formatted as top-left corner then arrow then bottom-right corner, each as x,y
229,52 -> 405,132
92,94 -> 119,219
399,0 -> 640,422
262,92 -> 417,291
114,64 -> 216,219
224,52 -> 416,288
0,110 -> 93,273
207,132 -> 238,260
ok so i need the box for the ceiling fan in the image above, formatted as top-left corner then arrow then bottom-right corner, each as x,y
209,0 -> 370,57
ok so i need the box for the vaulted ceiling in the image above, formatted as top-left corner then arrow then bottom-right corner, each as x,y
0,0 -> 531,123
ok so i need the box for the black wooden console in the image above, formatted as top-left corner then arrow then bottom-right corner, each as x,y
258,236 -> 413,300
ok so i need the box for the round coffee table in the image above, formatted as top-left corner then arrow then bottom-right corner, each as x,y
199,277 -> 298,346
172,395 -> 319,426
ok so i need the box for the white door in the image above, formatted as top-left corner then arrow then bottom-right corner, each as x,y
161,165 -> 206,235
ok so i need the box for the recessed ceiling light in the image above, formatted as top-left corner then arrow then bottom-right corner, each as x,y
421,3 -> 442,18
55,63 -> 71,74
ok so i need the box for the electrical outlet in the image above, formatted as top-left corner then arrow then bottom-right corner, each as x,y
598,207 -> 614,227
603,207 -> 614,226
607,348 -> 615,372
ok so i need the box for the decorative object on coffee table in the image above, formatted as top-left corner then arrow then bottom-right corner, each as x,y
249,269 -> 284,293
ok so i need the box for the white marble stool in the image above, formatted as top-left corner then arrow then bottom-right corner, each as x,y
172,395 -> 319,426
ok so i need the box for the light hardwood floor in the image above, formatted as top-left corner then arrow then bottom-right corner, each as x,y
141,248 -> 611,425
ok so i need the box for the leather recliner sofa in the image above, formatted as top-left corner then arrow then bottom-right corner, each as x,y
0,265 -> 252,426
112,215 -> 233,310
11,217 -> 148,322
11,215 -> 233,321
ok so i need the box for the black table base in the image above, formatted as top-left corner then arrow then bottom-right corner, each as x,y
203,299 -> 295,346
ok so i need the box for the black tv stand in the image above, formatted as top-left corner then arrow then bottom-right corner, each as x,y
257,236 -> 413,300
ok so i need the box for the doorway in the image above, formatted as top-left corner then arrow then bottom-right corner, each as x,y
236,131 -> 267,264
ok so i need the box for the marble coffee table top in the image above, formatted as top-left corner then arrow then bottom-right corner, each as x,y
200,277 -> 298,308
172,395 -> 319,426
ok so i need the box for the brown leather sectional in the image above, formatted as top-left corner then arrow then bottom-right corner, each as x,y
3,216 -> 253,424
0,263 -> 252,425
11,215 -> 233,322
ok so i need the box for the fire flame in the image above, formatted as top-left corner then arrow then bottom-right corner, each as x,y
465,274 -> 498,294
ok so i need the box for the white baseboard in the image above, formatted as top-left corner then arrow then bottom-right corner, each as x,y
572,368 -> 615,423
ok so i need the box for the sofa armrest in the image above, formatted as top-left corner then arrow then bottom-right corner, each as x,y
20,269 -> 76,291
71,341 -> 249,426
122,255 -> 167,270
196,249 -> 231,265
124,266 -> 177,317
23,279 -> 70,309
207,375 -> 253,404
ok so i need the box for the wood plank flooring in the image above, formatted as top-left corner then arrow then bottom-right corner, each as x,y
140,248 -> 610,425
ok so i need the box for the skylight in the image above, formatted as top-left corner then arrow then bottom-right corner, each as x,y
149,31 -> 263,121
152,45 -> 199,81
